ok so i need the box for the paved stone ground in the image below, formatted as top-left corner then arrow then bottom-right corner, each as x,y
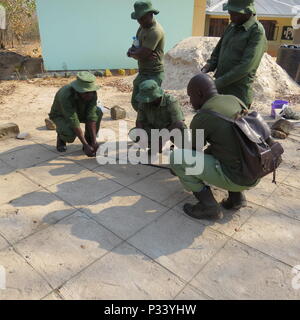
0,120 -> 300,300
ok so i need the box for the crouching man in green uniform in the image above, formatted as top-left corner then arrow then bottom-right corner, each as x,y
49,71 -> 103,157
202,0 -> 267,107
127,1 -> 165,111
170,74 -> 259,220
131,80 -> 186,153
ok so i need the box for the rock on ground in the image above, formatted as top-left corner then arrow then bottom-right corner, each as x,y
110,106 -> 126,120
0,123 -> 20,140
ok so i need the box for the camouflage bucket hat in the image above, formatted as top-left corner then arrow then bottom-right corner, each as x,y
71,71 -> 100,93
223,0 -> 256,14
136,80 -> 163,103
131,1 -> 159,20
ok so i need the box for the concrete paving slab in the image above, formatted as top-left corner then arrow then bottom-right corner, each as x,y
15,211 -> 122,288
0,159 -> 14,175
174,193 -> 258,237
283,163 -> 300,190
263,162 -> 294,183
129,169 -> 189,208
244,178 -> 277,206
128,210 -> 228,282
1,143 -> 58,170
47,170 -> 123,207
0,171 -> 40,205
96,140 -> 134,163
29,130 -> 56,144
281,139 -> 300,165
190,240 -> 300,300
59,242 -> 185,300
93,163 -> 159,187
64,150 -> 101,170
20,157 -> 86,188
0,247 -> 52,300
42,291 -> 63,300
0,190 -> 76,244
42,140 -> 83,155
0,138 -> 36,155
0,234 -> 9,250
262,184 -> 300,220
234,207 -> 300,266
82,188 -> 169,240
175,285 -> 210,300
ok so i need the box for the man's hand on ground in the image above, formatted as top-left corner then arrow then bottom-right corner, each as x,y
91,142 -> 100,153
83,144 -> 95,157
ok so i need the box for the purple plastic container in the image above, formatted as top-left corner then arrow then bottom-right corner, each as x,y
271,100 -> 289,118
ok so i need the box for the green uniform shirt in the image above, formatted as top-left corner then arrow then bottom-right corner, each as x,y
190,94 -> 255,186
208,16 -> 267,106
49,85 -> 99,128
137,94 -> 184,129
137,19 -> 165,74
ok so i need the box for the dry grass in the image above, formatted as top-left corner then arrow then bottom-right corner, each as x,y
5,41 -> 42,58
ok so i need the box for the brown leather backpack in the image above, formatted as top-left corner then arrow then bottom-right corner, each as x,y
200,110 -> 284,184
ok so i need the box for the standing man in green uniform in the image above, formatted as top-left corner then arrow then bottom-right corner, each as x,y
170,74 -> 259,220
49,71 -> 103,157
131,80 -> 186,153
202,0 -> 267,107
127,1 -> 165,111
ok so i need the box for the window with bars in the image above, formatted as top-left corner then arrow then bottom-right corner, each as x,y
209,18 -> 229,37
259,20 -> 278,41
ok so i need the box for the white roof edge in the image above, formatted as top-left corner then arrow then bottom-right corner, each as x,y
206,11 -> 295,18
208,0 -> 227,12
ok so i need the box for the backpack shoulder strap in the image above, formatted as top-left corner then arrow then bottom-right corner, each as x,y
234,97 -> 249,113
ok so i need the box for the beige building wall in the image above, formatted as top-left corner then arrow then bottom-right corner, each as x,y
192,0 -> 207,36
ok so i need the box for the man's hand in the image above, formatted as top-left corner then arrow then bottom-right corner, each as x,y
201,63 -> 212,73
83,144 -> 95,157
127,48 -> 133,57
91,142 -> 100,153
150,51 -> 159,60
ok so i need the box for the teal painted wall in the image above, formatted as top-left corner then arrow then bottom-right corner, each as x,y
36,0 -> 194,71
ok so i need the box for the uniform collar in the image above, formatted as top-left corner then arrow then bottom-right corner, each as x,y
200,95 -> 220,111
233,15 -> 257,31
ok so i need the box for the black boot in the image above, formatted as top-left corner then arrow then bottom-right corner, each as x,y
183,186 -> 222,220
56,135 -> 67,152
221,192 -> 247,210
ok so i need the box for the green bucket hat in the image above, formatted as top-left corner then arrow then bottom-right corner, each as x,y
223,0 -> 256,14
136,80 -> 163,103
131,1 -> 159,20
71,71 -> 100,93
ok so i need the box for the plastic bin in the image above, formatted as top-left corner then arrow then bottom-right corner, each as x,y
271,100 -> 289,118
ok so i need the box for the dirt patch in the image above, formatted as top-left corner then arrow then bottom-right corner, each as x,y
8,41 -> 42,58
105,78 -> 133,93
0,81 -> 18,104
277,94 -> 300,105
